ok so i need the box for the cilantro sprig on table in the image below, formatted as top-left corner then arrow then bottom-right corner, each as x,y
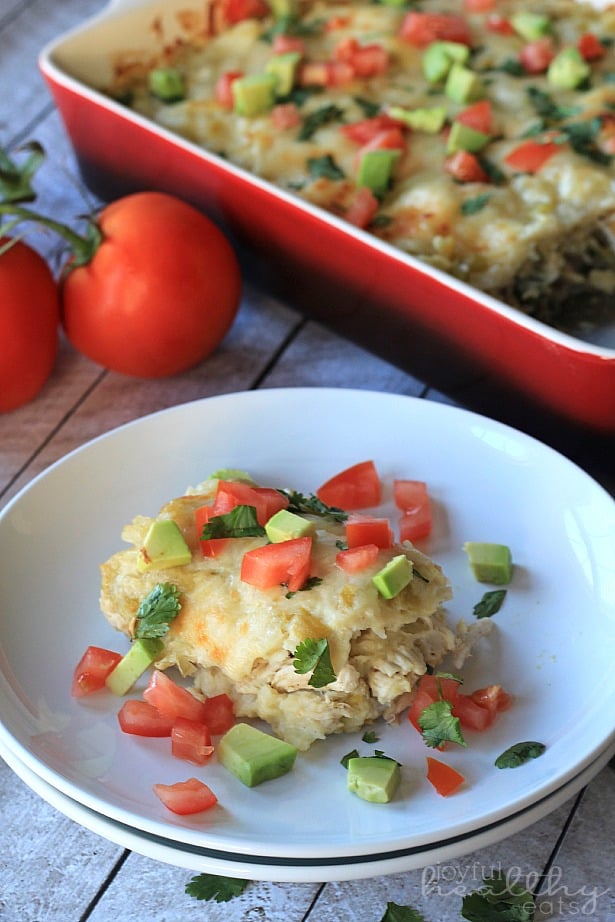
292,637 -> 336,687
461,870 -> 536,921
185,873 -> 248,903
133,582 -> 181,640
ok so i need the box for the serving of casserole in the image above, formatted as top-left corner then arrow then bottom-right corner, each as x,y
39,0 -> 615,432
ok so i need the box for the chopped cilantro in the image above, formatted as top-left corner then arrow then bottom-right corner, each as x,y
280,488 -> 348,522
461,193 -> 491,215
298,103 -> 345,141
461,870 -> 536,921
341,748 -> 360,768
133,582 -> 181,640
477,154 -> 505,184
562,118 -> 612,164
293,637 -> 336,687
362,729 -> 379,743
185,873 -> 249,902
306,153 -> 346,180
526,86 -> 580,122
200,504 -> 265,539
354,95 -> 381,118
285,575 -> 323,598
495,741 -> 546,769
380,903 -> 427,922
473,589 -> 507,619
418,699 -> 466,749
374,749 -> 402,766
494,57 -> 526,77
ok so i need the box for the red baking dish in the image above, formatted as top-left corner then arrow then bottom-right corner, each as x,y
39,0 -> 615,436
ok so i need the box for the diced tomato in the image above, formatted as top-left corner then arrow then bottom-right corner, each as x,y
214,70 -> 243,108
504,139 -> 560,173
201,693 -> 235,734
599,115 -> 615,154
426,757 -> 465,796
220,0 -> 269,25
355,127 -> 406,170
519,38 -> 555,75
117,699 -> 175,737
399,505 -> 432,542
334,37 -> 389,78
393,479 -> 428,511
195,504 -> 229,558
456,100 -> 493,135
341,115 -> 404,145
71,646 -> 122,697
346,515 -> 393,549
335,543 -> 380,573
452,693 -> 493,731
153,778 -> 218,815
143,670 -> 209,723
407,674 -> 461,734
485,14 -> 514,35
240,536 -> 312,592
578,32 -> 606,61
271,102 -> 302,130
316,460 -> 381,510
171,717 -> 214,765
345,186 -> 380,228
444,150 -> 489,183
399,11 -> 472,47
214,480 -> 289,525
325,14 -> 351,30
463,0 -> 495,10
298,60 -> 355,87
272,34 -> 306,55
470,684 -> 513,719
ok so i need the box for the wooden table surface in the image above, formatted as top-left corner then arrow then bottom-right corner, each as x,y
1,2 -> 613,920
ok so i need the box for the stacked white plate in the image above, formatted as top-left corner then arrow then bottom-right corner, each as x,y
1,389 -> 613,881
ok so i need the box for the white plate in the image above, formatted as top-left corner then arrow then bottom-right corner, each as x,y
4,740 -> 613,882
0,389 -> 614,869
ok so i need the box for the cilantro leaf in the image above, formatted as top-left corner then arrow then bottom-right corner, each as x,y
306,154 -> 346,180
185,873 -> 249,903
461,193 -> 491,215
298,103 -> 345,141
473,589 -> 507,619
341,748 -> 360,768
293,637 -> 336,687
495,741 -> 546,769
280,488 -> 348,523
200,504 -> 265,539
362,729 -> 379,743
461,870 -> 536,921
380,903 -> 427,922
418,699 -> 466,749
285,575 -> 323,598
134,582 -> 181,639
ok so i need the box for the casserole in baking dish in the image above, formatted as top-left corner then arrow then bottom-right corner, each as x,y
39,0 -> 615,433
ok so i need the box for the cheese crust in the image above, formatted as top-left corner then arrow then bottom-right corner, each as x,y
108,0 -> 615,331
100,477 -> 462,750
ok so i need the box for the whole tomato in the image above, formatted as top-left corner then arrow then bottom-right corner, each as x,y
0,238 -> 59,412
61,192 -> 242,377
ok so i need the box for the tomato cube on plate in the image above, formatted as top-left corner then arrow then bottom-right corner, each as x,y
153,778 -> 218,815
71,645 -> 122,697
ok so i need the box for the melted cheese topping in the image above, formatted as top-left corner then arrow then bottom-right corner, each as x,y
99,477 -> 462,749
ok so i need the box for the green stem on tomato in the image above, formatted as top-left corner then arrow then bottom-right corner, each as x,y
0,202 -> 102,267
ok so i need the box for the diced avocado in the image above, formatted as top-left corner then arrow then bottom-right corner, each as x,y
137,519 -> 192,572
510,11 -> 551,42
388,105 -> 447,134
232,74 -> 277,117
266,52 -> 301,97
347,756 -> 401,803
357,149 -> 401,197
445,64 -> 485,105
265,509 -> 315,543
463,541 -> 513,585
547,47 -> 591,90
105,638 -> 163,695
218,723 -> 298,787
447,121 -> 490,154
148,67 -> 185,102
372,554 -> 413,599
208,468 -> 255,483
422,41 -> 470,84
